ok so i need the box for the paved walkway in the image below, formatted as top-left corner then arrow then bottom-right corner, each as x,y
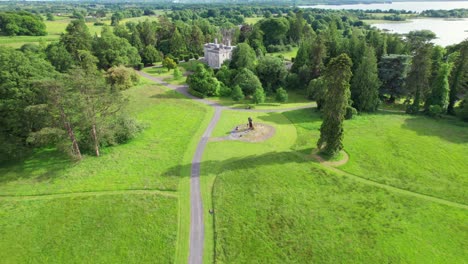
138,70 -> 468,264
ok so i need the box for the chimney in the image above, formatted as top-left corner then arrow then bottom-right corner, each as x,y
214,38 -> 218,44
228,40 -> 231,46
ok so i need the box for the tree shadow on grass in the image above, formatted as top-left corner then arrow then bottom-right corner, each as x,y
401,115 -> 468,144
163,148 -> 319,178
257,112 -> 293,125
150,90 -> 183,99
0,148 -> 72,184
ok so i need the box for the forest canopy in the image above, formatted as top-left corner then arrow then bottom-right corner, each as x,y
0,11 -> 47,36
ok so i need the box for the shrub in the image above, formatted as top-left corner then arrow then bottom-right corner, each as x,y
427,105 -> 443,118
219,83 -> 232,97
252,87 -> 266,104
188,87 -> 206,98
194,54 -> 199,60
275,87 -> 288,103
173,67 -> 182,80
231,85 -> 244,101
285,73 -> 300,90
345,106 -> 358,120
94,22 -> 105,26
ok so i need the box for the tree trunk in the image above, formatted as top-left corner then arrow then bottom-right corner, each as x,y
91,123 -> 100,157
59,107 -> 81,159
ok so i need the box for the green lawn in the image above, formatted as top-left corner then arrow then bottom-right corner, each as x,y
341,112 -> 468,204
0,194 -> 177,264
0,16 -> 157,48
201,108 -> 468,263
0,79 -> 212,263
267,46 -> 299,61
244,16 -> 263,24
142,66 -> 188,86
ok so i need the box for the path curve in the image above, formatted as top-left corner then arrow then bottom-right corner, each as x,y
138,70 -> 468,264
137,71 -> 315,113
138,70 -> 316,264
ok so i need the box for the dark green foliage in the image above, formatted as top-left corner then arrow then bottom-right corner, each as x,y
111,12 -> 124,26
187,64 -> 220,97
307,77 -> 327,110
406,44 -> 433,114
0,11 -> 46,36
141,45 -> 162,66
378,54 -> 411,102
215,65 -> 233,87
448,40 -> 468,115
259,17 -> 290,46
92,27 -> 141,69
60,19 -> 92,59
189,25 -> 204,55
285,73 -> 300,90
459,96 -> 468,121
231,85 -> 244,101
219,84 -> 232,97
275,87 -> 288,103
230,43 -> 257,71
427,105 -> 443,118
317,54 -> 352,156
351,46 -> 381,112
46,13 -> 54,21
169,28 -> 186,57
252,87 -> 266,104
0,47 -> 56,161
426,63 -> 451,112
45,43 -> 74,73
256,56 -> 287,92
345,106 -> 358,120
233,68 -> 262,96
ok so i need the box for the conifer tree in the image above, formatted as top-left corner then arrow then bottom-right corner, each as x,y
427,62 -> 451,111
351,46 -> 381,112
317,54 -> 352,156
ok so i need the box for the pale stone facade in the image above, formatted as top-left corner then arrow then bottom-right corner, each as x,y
203,39 -> 235,69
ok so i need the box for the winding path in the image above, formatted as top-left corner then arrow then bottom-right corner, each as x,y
138,70 -> 468,264
138,71 -> 315,264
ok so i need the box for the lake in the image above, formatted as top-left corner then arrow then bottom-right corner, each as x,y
300,1 -> 468,12
301,1 -> 468,46
372,18 -> 468,46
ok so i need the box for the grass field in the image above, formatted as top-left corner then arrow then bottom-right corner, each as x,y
268,46 -> 299,60
244,16 -> 263,24
0,79 -> 211,262
0,15 -> 160,48
201,108 -> 468,263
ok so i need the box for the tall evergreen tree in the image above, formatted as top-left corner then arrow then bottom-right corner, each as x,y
60,19 -> 92,59
378,54 -> 411,102
448,40 -> 468,115
427,62 -> 452,111
406,44 -> 433,114
351,46 -> 381,112
317,54 -> 353,156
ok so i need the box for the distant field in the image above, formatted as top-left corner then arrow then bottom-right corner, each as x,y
268,46 -> 299,60
0,15 -> 160,48
244,16 -> 263,24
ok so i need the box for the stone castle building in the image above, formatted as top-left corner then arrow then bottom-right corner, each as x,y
203,39 -> 235,69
